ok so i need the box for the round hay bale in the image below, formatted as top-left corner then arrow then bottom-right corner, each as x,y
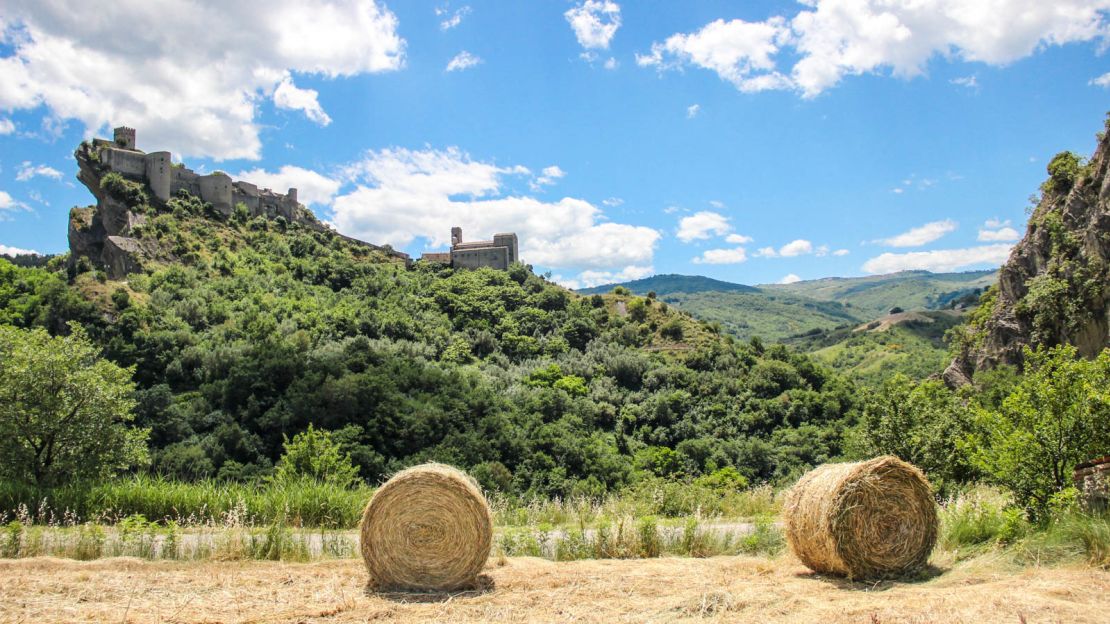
783,455 -> 938,579
360,463 -> 492,591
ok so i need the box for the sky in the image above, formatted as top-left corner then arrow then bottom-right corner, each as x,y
1,0 -> 1109,288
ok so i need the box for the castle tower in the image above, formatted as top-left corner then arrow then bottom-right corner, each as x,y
451,226 -> 463,247
113,127 -> 136,150
144,151 -> 172,202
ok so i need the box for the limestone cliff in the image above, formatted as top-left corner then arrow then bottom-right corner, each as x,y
946,118 -> 1110,385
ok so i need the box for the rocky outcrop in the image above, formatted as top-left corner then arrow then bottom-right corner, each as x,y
950,119 -> 1110,383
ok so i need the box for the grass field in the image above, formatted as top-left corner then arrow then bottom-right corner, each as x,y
2,553 -> 1107,623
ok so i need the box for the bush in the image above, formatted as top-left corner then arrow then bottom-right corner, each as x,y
271,425 -> 360,489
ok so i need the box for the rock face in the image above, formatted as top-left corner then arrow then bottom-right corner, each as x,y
949,121 -> 1110,384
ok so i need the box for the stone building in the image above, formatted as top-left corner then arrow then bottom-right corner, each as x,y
95,127 -> 302,220
421,227 -> 519,270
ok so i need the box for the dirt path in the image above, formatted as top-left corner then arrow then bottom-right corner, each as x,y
2,554 -> 1107,623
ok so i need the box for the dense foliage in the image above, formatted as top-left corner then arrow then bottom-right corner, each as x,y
0,199 -> 859,497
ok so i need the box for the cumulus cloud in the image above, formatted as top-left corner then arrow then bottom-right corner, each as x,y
446,51 -> 482,72
437,5 -> 471,31
565,1 -> 621,50
779,273 -> 802,284
833,248 -> 850,256
636,17 -> 792,93
531,165 -> 566,190
638,1 -> 1110,97
0,243 -> 39,256
602,197 -> 623,207
686,104 -> 701,118
557,265 -> 652,290
16,161 -> 62,181
0,190 -> 30,218
1092,72 -> 1110,87
272,74 -> 332,126
329,146 -> 660,284
977,218 -> 1021,242
0,118 -> 14,134
877,220 -> 957,247
725,233 -> 753,244
779,239 -> 813,257
236,165 -> 341,206
862,243 -> 1013,274
693,246 -> 748,265
676,211 -> 734,243
0,0 -> 405,160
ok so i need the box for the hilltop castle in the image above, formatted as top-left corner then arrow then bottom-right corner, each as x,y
421,227 -> 519,270
95,127 -> 302,221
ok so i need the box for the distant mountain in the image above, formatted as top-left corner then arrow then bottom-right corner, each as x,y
760,270 -> 997,319
657,290 -> 861,343
576,274 -> 758,296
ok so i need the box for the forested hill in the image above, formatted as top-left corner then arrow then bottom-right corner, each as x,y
0,151 -> 861,496
577,274 -> 759,296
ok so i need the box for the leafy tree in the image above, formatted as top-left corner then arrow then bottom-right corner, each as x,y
0,324 -> 148,486
968,345 -> 1110,520
271,424 -> 360,488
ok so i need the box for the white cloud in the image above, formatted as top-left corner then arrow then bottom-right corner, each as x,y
446,51 -> 482,72
725,233 -> 753,244
877,219 -> 957,247
0,118 -> 14,134
862,243 -> 1014,274
329,146 -> 660,283
1092,72 -> 1110,87
638,1 -> 1110,97
951,75 -> 978,89
236,165 -> 341,206
16,161 -> 62,181
977,218 -> 1021,242
272,74 -> 332,126
693,246 -> 748,265
602,197 -> 623,207
565,1 -> 621,50
754,246 -> 778,258
0,0 -> 404,160
557,265 -> 652,290
0,243 -> 39,256
531,165 -> 566,190
0,191 -> 30,218
815,244 -> 830,256
437,5 -> 471,31
636,17 -> 793,93
779,239 -> 813,257
603,57 -> 619,70
833,248 -> 850,256
779,273 -> 802,284
676,210 -> 732,242
687,104 -> 701,118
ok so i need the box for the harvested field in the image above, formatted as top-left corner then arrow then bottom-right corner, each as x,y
2,554 -> 1108,623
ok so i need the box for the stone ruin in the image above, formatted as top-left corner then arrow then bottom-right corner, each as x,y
420,227 -> 519,270
69,127 -> 410,278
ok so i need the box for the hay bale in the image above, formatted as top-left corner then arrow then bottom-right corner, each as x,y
783,455 -> 938,579
360,463 -> 492,591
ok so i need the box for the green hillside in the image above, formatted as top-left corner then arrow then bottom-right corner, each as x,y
760,270 -> 997,318
657,290 -> 862,343
577,273 -> 758,295
784,310 -> 965,384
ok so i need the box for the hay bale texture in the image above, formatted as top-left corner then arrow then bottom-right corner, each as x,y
360,463 -> 492,591
783,455 -> 938,579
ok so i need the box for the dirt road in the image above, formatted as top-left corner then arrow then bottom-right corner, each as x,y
1,554 -> 1107,623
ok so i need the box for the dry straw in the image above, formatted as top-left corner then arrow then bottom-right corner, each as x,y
783,455 -> 938,579
360,463 -> 492,591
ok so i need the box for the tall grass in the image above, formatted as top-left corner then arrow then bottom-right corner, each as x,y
0,476 -> 372,528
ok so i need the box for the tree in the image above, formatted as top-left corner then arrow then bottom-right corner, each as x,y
271,424 -> 360,488
0,324 -> 148,486
968,346 -> 1110,520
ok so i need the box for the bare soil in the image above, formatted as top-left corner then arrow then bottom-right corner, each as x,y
1,554 -> 1107,623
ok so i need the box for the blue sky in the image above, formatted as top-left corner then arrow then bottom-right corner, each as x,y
1,0 -> 1109,287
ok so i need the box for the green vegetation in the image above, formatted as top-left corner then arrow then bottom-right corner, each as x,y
577,273 -> 759,296
657,290 -> 859,342
0,324 -> 148,486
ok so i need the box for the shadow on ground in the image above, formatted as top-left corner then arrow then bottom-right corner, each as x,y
366,574 -> 496,603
